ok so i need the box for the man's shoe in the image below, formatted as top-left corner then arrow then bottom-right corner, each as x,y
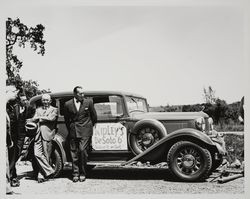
6,191 -> 14,195
37,177 -> 46,183
46,172 -> 55,179
72,176 -> 79,183
10,178 -> 20,187
79,175 -> 86,182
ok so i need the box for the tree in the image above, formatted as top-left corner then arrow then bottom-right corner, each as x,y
203,86 -> 216,104
6,17 -> 46,97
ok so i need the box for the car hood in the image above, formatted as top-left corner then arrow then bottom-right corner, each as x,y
131,111 -> 208,121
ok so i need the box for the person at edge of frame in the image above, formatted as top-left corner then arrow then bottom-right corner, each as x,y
238,96 -> 244,124
64,86 -> 97,182
8,92 -> 35,187
238,96 -> 244,160
6,85 -> 18,194
27,93 -> 58,183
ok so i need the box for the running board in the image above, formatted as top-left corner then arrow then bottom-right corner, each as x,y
63,160 -> 126,168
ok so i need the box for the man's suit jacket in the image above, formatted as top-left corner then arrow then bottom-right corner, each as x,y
33,106 -> 58,141
64,98 -> 97,138
10,104 -> 35,139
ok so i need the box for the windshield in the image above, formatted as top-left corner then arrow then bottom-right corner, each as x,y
125,96 -> 148,113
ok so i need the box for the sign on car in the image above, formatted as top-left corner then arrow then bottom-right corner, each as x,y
92,123 -> 128,150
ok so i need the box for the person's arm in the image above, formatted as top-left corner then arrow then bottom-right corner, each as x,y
39,108 -> 58,122
89,99 -> 97,126
238,97 -> 244,124
27,108 -> 39,123
64,103 -> 71,132
238,115 -> 244,123
26,105 -> 36,119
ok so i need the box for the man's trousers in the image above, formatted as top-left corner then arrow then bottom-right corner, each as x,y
70,137 -> 91,177
8,128 -> 26,180
34,131 -> 54,177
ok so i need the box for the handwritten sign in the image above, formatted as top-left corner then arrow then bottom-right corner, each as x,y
92,123 -> 128,150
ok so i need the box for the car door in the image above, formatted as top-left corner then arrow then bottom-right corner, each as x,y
91,95 -> 127,150
89,94 -> 131,161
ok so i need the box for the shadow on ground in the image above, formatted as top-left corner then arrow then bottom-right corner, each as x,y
59,167 -> 176,181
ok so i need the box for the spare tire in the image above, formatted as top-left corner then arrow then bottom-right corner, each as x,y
129,119 -> 167,155
50,146 -> 63,177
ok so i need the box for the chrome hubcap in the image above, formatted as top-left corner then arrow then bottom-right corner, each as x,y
136,128 -> 160,151
176,147 -> 201,175
142,133 -> 154,146
182,154 -> 195,168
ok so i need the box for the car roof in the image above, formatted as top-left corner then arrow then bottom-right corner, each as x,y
29,90 -> 146,102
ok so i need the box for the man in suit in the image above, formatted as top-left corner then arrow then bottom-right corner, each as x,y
8,93 -> 35,187
64,86 -> 97,182
29,93 -> 58,183
6,85 -> 18,194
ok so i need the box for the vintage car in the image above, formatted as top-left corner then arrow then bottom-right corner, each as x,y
22,91 -> 226,182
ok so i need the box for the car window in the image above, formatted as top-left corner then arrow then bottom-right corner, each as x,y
125,96 -> 148,113
93,95 -> 124,119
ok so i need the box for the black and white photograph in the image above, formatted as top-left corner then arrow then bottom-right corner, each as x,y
2,0 -> 250,198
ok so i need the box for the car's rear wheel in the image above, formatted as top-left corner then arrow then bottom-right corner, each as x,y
167,141 -> 212,182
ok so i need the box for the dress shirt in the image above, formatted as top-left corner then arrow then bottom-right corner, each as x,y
74,98 -> 81,111
20,106 -> 25,114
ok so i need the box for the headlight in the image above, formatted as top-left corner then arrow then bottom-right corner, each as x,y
195,117 -> 205,131
208,117 -> 214,130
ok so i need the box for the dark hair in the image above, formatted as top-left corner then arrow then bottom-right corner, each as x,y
17,92 -> 27,100
73,86 -> 82,94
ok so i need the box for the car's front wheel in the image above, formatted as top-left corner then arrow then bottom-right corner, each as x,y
31,146 -> 63,178
167,141 -> 212,182
50,147 -> 63,177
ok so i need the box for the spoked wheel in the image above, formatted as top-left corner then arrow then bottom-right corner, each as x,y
130,127 -> 163,154
167,141 -> 212,182
136,127 -> 160,150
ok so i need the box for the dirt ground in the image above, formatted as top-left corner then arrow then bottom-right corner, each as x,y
8,161 -> 244,196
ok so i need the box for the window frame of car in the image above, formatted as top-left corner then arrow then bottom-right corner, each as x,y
124,95 -> 149,114
92,94 -> 127,121
57,94 -> 129,122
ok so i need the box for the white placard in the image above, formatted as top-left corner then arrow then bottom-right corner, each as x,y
92,123 -> 128,150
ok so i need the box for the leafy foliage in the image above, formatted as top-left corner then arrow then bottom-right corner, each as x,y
150,90 -> 243,131
6,17 -> 47,98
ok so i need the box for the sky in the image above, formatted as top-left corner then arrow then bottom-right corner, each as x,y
4,1 -> 248,106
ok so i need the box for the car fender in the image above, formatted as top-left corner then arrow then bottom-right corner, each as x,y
123,128 -> 217,165
52,134 -> 67,164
